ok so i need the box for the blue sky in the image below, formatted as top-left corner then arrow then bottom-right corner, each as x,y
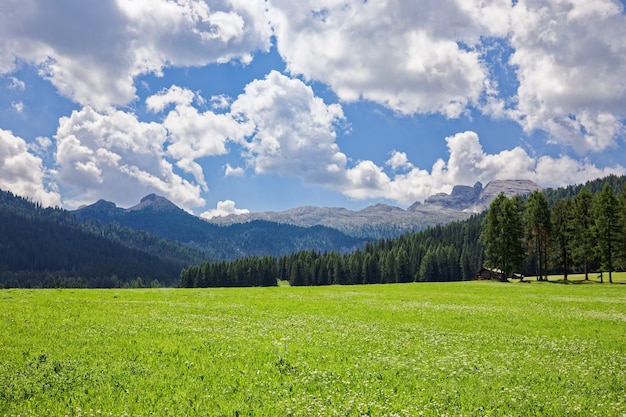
1,0 -> 625,218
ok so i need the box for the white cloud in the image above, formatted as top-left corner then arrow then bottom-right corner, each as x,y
231,70 -> 348,183
54,106 -> 205,210
210,94 -> 231,110
8,76 -> 25,91
534,154 -> 625,188
267,0 -> 511,117
507,0 -> 626,153
224,163 -> 245,177
0,129 -> 61,207
146,85 -> 195,112
267,0 -> 625,153
386,151 -> 414,171
0,0 -> 272,109
147,85 -> 253,189
325,131 -> 624,206
36,136 -> 52,150
11,101 -> 24,113
226,72 -> 624,206
200,199 -> 249,219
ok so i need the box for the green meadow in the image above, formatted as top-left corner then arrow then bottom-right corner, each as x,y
2,279 -> 626,416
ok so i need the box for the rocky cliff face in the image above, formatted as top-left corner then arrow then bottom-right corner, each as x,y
424,182 -> 483,210
476,180 -> 541,209
423,180 -> 540,212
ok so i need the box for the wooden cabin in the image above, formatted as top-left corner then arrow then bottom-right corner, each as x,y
475,267 -> 505,281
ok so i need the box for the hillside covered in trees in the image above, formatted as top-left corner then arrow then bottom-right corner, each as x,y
0,190 -> 205,288
3,175 -> 625,288
0,190 -> 362,288
181,175 -> 626,287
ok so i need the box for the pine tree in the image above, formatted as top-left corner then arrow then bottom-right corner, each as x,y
395,247 -> 411,283
571,188 -> 595,280
482,193 -> 525,280
592,184 -> 620,283
618,184 -> 626,271
526,190 -> 551,280
551,198 -> 573,280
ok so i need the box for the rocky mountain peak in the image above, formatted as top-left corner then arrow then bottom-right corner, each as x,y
75,199 -> 119,214
128,194 -> 181,212
424,182 -> 483,210
91,199 -> 117,209
422,180 -> 540,212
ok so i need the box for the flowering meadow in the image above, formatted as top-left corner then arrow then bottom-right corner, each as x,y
1,279 -> 625,416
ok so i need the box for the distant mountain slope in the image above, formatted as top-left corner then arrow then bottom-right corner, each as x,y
208,180 -> 540,238
0,190 -> 195,288
208,203 -> 470,239
74,194 -> 362,260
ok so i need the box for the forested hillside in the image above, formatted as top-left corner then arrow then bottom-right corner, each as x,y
0,190 -> 204,288
180,214 -> 486,287
4,174 -> 625,289
181,175 -> 626,287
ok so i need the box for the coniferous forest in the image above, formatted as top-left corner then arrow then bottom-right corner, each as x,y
2,175 -> 625,288
0,190 -> 204,288
181,175 -> 626,287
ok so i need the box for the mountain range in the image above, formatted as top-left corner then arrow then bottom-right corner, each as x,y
207,180 -> 541,238
73,194 -> 363,261
0,178 -> 541,288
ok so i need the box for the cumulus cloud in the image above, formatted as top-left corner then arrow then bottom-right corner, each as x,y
231,70 -> 348,183
268,0 -> 511,117
200,199 -> 249,219
147,85 -> 252,189
332,131 -> 624,205
224,72 -> 624,206
506,0 -> 626,153
386,151 -> 414,171
0,129 -> 61,206
54,106 -> 205,210
210,94 -> 232,110
267,0 -> 625,153
0,0 -> 272,109
224,164 -> 245,177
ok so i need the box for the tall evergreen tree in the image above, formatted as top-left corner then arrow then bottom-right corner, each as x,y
571,188 -> 595,280
618,184 -> 626,271
551,198 -> 573,280
592,184 -> 620,283
395,247 -> 411,283
482,194 -> 525,280
526,190 -> 551,280
418,246 -> 437,281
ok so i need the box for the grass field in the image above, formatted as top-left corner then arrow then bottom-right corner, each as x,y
1,279 -> 625,416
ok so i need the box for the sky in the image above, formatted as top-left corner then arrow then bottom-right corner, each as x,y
1,0 -> 625,218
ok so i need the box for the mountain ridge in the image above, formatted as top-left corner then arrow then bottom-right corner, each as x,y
73,196 -> 363,261
207,179 -> 541,238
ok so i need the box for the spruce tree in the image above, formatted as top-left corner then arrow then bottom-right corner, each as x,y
571,188 -> 594,280
551,198 -> 573,280
526,190 -> 551,280
482,193 -> 525,280
592,183 -> 620,283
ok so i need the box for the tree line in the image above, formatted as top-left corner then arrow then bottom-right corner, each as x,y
180,213 -> 486,287
182,175 -> 626,288
484,182 -> 626,283
0,190 -> 200,288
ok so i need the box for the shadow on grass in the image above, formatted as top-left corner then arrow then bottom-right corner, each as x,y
548,279 -> 602,285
